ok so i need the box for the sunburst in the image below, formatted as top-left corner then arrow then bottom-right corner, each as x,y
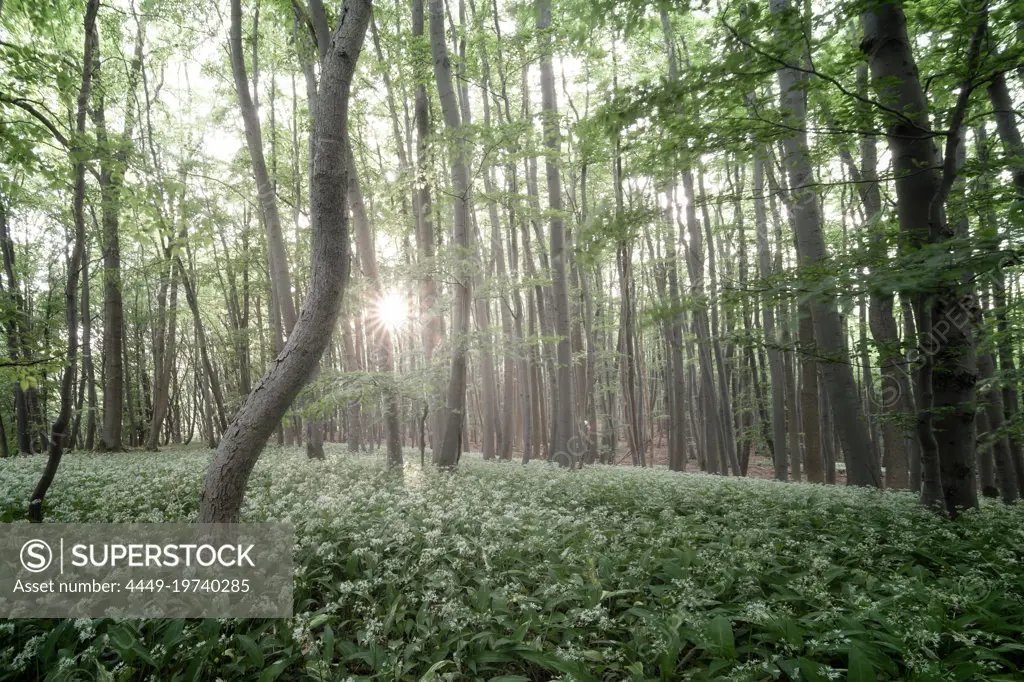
374,290 -> 408,332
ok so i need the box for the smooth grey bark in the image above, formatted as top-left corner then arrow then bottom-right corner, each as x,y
781,308 -> 801,480
429,0 -> 472,467
146,224 -> 180,450
91,15 -> 143,452
229,0 -> 297,336
753,156 -> 788,481
772,0 -> 880,487
471,17 -> 510,460
482,0 -> 529,460
987,71 -> 1024,197
862,2 -> 982,515
537,0 -> 575,464
341,314 -> 362,452
176,257 -> 228,435
831,66 -> 914,489
993,274 -> 1024,496
679,170 -> 724,473
445,27 -> 497,462
29,0 -> 98,522
698,171 -> 741,475
0,194 -> 35,454
979,125 -> 1024,497
199,0 -> 370,523
521,64 -> 557,463
798,303 -> 824,482
412,0 -> 444,452
977,351 -> 1018,503
71,239 -> 95,450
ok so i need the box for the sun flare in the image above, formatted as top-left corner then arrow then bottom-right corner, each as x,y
376,290 -> 408,331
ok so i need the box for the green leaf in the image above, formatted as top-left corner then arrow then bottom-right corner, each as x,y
236,634 -> 264,668
322,624 -> 335,665
708,616 -> 736,659
848,647 -> 875,682
258,660 -> 289,682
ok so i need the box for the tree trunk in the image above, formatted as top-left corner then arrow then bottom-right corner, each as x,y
862,2 -> 982,515
537,0 -> 575,465
977,351 -> 1018,503
29,0 -> 98,521
772,0 -> 880,487
753,157 -> 788,480
147,244 -> 179,450
91,16 -> 143,452
348,144 -> 403,467
430,0 -> 472,467
798,303 -> 824,482
229,0 -> 297,336
199,0 -> 370,523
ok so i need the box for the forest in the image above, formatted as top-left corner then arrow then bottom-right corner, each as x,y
2,0 -> 1024,678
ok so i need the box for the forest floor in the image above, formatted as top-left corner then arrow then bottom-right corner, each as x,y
1,446 -> 1021,680
461,437 -> 850,484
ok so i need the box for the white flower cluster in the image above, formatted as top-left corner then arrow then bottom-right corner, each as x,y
1,445 -> 1022,680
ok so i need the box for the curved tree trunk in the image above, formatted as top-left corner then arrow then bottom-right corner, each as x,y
199,0 -> 371,523
29,0 -> 99,522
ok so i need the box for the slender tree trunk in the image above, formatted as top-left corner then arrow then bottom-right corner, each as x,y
987,71 -> 1024,197
429,0 -> 472,467
798,303 -> 823,482
412,0 -> 444,452
229,0 -> 297,336
753,157 -> 788,481
72,241 -> 93,450
977,350 -> 1018,503
0,197 -> 33,455
773,0 -> 880,487
91,16 -> 143,452
537,0 -> 575,465
29,0 -> 98,521
348,144 -> 403,467
147,245 -> 179,449
199,0 -> 370,522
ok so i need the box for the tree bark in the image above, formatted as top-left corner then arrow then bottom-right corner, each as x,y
229,0 -> 297,336
199,0 -> 370,523
862,2 -> 982,515
29,0 -> 98,521
91,14 -> 143,452
537,0 -> 576,465
429,0 -> 472,467
772,0 -> 880,487
753,156 -> 788,480
412,0 -> 445,452
348,144 -> 403,467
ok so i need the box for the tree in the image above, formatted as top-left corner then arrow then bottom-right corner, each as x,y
28,0 -> 99,522
198,0 -> 371,523
771,0 -> 880,487
861,0 -> 985,515
430,0 -> 472,468
537,0 -> 575,464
